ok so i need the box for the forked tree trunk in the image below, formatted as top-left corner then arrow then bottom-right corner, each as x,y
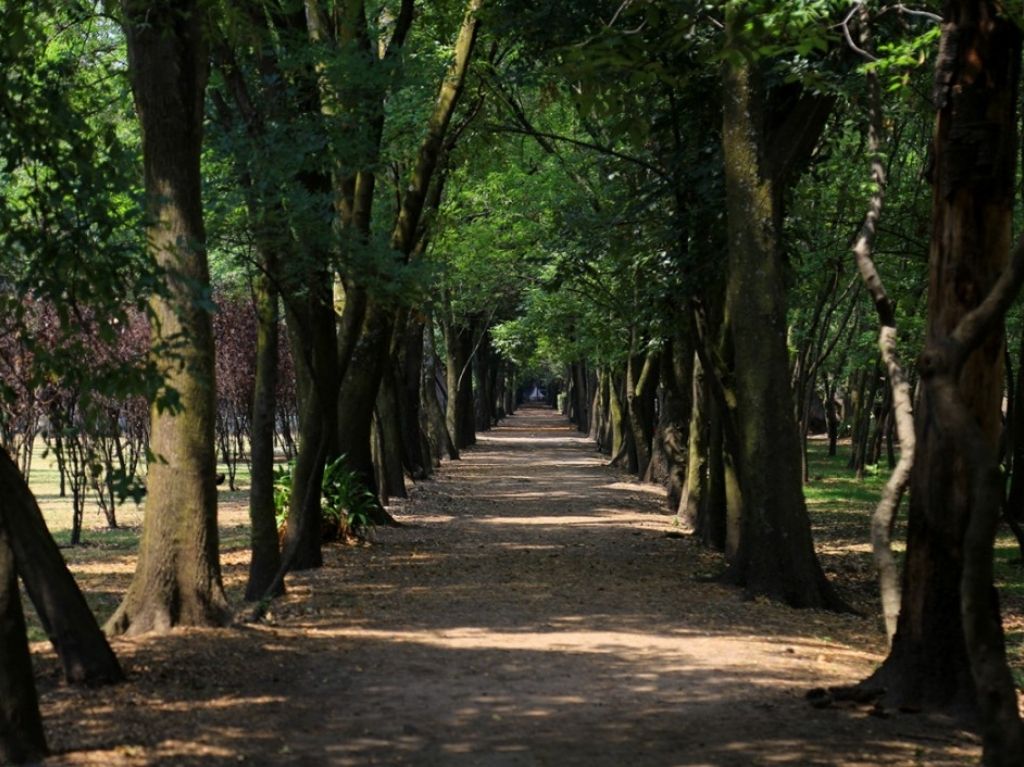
863,5 -> 1022,732
720,18 -> 844,610
108,0 -> 229,635
625,348 -> 660,479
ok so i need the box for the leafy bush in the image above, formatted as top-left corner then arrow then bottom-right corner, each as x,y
273,455 -> 379,540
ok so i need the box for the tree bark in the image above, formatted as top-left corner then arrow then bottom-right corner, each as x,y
0,450 -> 122,685
0,515 -> 46,765
374,367 -> 409,500
108,0 -> 229,635
446,321 -> 477,450
720,19 -> 844,610
245,266 -> 283,600
864,5 -> 1023,739
394,315 -> 430,479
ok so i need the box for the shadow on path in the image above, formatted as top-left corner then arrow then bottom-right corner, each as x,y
39,407 -> 978,766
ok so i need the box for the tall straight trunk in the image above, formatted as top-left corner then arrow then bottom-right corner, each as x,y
446,322 -> 476,450
824,374 -> 841,457
865,9 -> 1023,747
0,514 -> 46,765
700,393 -> 730,552
336,302 -> 394,497
854,364 -> 882,478
279,290 -> 338,572
626,349 -> 660,479
720,18 -> 843,610
475,332 -> 496,431
245,265 -> 283,601
847,367 -> 868,470
374,366 -> 408,500
679,353 -> 706,529
608,369 -> 636,472
424,320 -> 457,461
572,361 -> 590,434
1008,326 -> 1024,518
108,0 -> 229,635
395,315 -> 430,479
595,369 -> 612,453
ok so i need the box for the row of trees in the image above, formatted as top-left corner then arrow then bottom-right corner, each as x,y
459,2 -> 1024,764
2,1 -> 1023,765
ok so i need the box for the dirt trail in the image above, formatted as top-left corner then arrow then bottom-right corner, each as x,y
39,407 -> 978,766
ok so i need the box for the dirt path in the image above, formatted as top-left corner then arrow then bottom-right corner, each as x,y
39,407 -> 978,766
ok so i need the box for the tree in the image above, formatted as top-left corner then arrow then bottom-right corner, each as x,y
107,0 -> 229,635
718,4 -> 846,609
862,1 -> 1022,736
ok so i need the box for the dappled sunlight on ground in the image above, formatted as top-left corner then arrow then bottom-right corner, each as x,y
32,407 -> 980,765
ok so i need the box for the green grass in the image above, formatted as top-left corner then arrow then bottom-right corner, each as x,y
20,438 -> 256,640
804,439 -> 1024,680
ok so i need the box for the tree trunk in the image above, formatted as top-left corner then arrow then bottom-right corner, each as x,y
593,369 -> 612,453
279,289 -> 338,573
108,0 -> 230,635
0,450 -> 122,684
245,265 -> 283,601
1007,326 -> 1024,519
374,368 -> 408,500
625,348 -> 660,479
608,369 -> 636,472
0,516 -> 46,765
679,353 -> 706,529
423,321 -> 457,462
720,24 -> 844,610
864,5 -> 1023,738
395,315 -> 430,479
336,302 -> 394,497
445,322 -> 476,450
847,367 -> 868,471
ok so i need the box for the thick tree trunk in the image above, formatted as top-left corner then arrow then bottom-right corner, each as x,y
475,332 -> 497,432
572,361 -> 590,434
864,6 -> 1023,738
279,291 -> 338,572
336,302 -> 394,498
245,266 -> 283,601
720,28 -> 844,610
608,370 -> 636,472
395,316 -> 430,479
0,517 -> 46,765
647,337 -> 691,510
625,348 -> 660,479
374,368 -> 408,500
445,322 -> 476,450
424,322 -> 457,462
109,0 -> 230,635
594,369 -> 612,454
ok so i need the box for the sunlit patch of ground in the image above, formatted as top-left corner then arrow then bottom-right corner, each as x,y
25,410 -> 988,765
